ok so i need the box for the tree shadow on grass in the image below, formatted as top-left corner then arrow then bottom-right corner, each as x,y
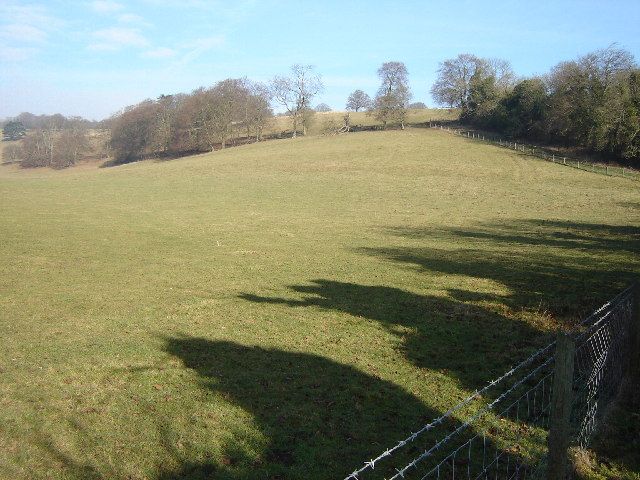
363,219 -> 640,320
159,336 -> 438,479
240,280 -> 543,391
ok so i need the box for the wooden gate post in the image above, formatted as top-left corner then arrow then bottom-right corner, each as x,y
547,333 -> 576,480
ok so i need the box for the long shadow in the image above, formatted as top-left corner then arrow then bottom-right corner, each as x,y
159,337 -> 438,479
363,220 -> 640,320
240,280 -> 543,390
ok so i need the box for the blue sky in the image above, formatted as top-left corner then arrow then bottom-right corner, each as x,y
1,0 -> 639,120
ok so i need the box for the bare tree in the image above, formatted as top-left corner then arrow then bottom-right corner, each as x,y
373,61 -> 412,129
431,54 -> 515,110
578,44 -> 636,89
315,103 -> 332,112
2,143 -> 22,163
271,64 -> 323,137
21,129 -> 52,167
431,54 -> 485,109
239,80 -> 273,141
346,90 -> 372,112
55,117 -> 88,167
150,94 -> 180,155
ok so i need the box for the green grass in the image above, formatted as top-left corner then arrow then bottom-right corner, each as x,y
270,108 -> 459,135
0,128 -> 638,479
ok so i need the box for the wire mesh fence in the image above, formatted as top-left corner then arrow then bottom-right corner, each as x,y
343,284 -> 637,480
571,286 -> 635,449
428,123 -> 640,181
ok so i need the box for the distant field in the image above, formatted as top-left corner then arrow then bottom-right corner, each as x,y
269,108 -> 459,135
0,128 -> 638,479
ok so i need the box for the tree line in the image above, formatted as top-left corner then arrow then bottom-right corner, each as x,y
431,45 -> 640,164
7,46 -> 637,168
3,62 -> 417,167
108,62 -> 414,164
1,114 -> 99,168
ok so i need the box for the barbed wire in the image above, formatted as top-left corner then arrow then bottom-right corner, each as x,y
343,340 -> 555,480
342,285 -> 636,480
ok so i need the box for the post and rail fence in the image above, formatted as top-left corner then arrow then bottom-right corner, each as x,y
343,283 -> 639,480
427,123 -> 640,181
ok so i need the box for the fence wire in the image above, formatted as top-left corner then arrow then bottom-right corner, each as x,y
428,123 -> 640,181
343,285 -> 636,480
571,286 -> 634,448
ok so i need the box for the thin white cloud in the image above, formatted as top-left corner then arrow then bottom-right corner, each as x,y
175,35 -> 225,64
0,23 -> 47,43
0,3 -> 64,61
88,27 -> 149,51
0,44 -> 37,61
90,0 -> 125,13
117,13 -> 152,27
0,3 -> 63,29
143,47 -> 176,59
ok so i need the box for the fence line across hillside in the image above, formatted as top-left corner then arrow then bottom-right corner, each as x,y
428,123 -> 640,181
343,284 -> 639,480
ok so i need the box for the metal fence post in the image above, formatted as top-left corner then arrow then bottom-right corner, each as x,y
547,333 -> 576,480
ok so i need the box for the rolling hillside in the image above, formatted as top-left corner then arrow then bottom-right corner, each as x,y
0,128 -> 638,479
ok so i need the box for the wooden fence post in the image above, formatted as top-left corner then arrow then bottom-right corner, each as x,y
547,333 -> 576,480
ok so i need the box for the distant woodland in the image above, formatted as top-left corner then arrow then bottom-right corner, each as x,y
2,45 -> 639,169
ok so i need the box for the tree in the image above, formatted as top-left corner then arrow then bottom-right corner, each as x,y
150,94 -> 180,155
497,78 -> 548,137
109,100 -> 158,163
545,45 -> 637,149
2,143 -> 22,163
431,54 -> 482,109
346,90 -> 372,112
239,80 -> 272,141
408,102 -> 427,109
373,61 -> 411,129
271,65 -> 323,137
205,79 -> 247,149
55,118 -> 88,167
315,103 -> 331,112
463,66 -> 501,125
431,54 -> 514,111
21,129 -> 55,167
3,120 -> 26,140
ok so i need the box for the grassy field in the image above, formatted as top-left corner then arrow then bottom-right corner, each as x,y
0,128 -> 639,479
269,108 -> 459,135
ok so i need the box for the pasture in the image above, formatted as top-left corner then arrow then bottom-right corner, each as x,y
269,108 -> 459,135
0,128 -> 638,479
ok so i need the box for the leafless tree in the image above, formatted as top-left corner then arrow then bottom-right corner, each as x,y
578,44 -> 636,88
346,90 -> 372,112
271,64 -> 323,137
431,54 -> 515,109
431,54 -> 484,108
151,94 -> 180,155
239,80 -> 273,141
2,143 -> 22,163
373,61 -> 412,129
